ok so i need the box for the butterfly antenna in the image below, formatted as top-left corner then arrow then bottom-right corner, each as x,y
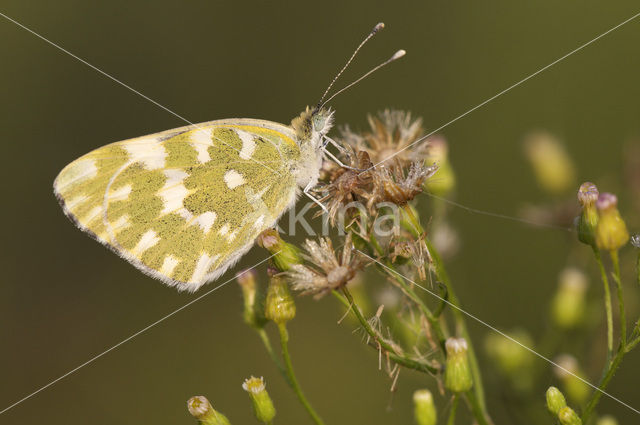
318,49 -> 406,109
315,22 -> 385,111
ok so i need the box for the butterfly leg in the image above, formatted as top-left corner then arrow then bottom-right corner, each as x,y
303,182 -> 329,214
322,136 -> 363,171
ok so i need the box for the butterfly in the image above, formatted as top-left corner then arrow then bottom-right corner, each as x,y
53,23 -> 403,292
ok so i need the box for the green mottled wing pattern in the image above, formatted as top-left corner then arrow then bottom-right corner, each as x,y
54,120 -> 300,291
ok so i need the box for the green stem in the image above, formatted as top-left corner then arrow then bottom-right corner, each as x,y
425,238 -> 491,425
465,390 -> 491,425
447,395 -> 459,425
610,250 -> 627,346
277,323 -> 325,425
593,247 -> 614,362
581,343 -> 625,423
335,288 -> 438,374
378,259 -> 447,349
257,328 -> 291,386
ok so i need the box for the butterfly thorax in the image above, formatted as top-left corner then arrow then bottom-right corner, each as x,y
290,106 -> 334,189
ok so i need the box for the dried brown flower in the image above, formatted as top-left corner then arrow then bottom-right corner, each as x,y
341,110 -> 431,168
285,234 -> 366,297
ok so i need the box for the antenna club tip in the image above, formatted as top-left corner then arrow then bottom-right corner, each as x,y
374,22 -> 385,32
392,49 -> 406,60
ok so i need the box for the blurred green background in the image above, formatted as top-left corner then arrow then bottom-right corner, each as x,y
2,1 -> 640,424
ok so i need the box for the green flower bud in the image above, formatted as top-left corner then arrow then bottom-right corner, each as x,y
236,269 -> 267,329
551,268 -> 588,329
265,275 -> 296,324
413,389 -> 437,425
523,131 -> 576,194
257,229 -> 302,271
444,337 -> 473,393
596,415 -> 619,425
425,137 -> 456,196
554,354 -> 590,404
558,406 -> 582,425
576,182 -> 599,247
242,376 -> 276,424
545,386 -> 567,415
187,396 -> 232,425
595,193 -> 629,251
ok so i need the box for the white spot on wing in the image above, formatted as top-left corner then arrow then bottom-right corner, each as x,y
224,170 -> 245,189
218,223 -> 230,236
227,230 -> 238,242
190,128 -> 213,163
193,211 -> 217,234
159,169 -> 193,219
253,214 -> 265,229
110,214 -> 131,232
123,137 -> 167,170
109,184 -> 132,202
236,129 -> 257,160
190,253 -> 220,283
160,255 -> 180,277
131,230 -> 160,256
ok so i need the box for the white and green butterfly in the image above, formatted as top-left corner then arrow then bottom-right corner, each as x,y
54,23 -> 403,291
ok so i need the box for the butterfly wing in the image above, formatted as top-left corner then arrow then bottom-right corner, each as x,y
54,120 -> 301,291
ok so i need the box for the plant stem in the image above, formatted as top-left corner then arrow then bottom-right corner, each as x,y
465,390 -> 491,425
425,238 -> 491,424
277,323 -> 325,425
610,250 -> 627,346
447,395 -> 459,425
335,288 -> 438,374
581,343 -> 625,423
379,259 -> 447,349
593,247 -> 614,362
257,328 -> 291,386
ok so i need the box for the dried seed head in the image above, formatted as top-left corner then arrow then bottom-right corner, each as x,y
285,234 -> 366,297
341,110 -> 430,168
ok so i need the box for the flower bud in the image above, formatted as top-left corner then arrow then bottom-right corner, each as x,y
576,182 -> 599,247
413,389 -> 437,425
444,337 -> 473,393
425,136 -> 456,196
554,354 -> 590,404
187,396 -> 232,425
596,415 -> 619,425
551,268 -> 588,329
257,229 -> 302,271
595,193 -> 629,251
236,269 -> 266,329
558,406 -> 582,425
242,376 -> 276,424
523,131 -> 576,194
265,275 -> 296,324
545,386 -> 567,415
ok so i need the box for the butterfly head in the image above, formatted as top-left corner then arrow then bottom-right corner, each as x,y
291,106 -> 334,147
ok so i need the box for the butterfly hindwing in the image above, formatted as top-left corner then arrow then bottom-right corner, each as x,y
54,120 -> 300,291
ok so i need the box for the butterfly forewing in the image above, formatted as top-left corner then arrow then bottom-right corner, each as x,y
54,121 -> 300,291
